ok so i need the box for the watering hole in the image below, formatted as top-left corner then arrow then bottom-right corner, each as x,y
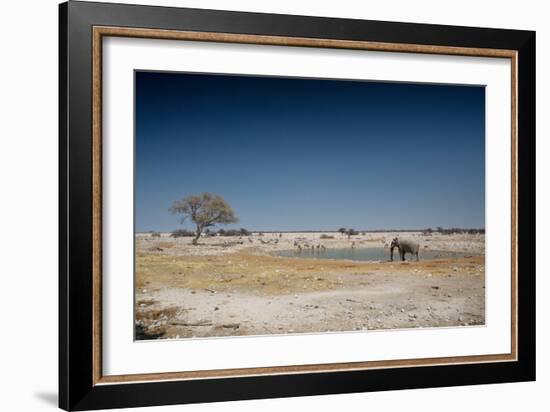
274,247 -> 478,262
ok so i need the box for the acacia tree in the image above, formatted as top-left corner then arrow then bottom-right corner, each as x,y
170,192 -> 238,245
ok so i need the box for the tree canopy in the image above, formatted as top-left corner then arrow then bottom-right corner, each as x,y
170,192 -> 238,244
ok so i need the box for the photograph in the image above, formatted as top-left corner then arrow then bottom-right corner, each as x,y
54,1 -> 536,409
134,71 -> 486,340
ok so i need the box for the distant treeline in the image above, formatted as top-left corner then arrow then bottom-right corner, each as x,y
424,227 -> 485,235
169,228 -> 252,238
145,227 -> 485,237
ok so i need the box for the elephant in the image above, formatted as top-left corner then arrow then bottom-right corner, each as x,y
390,237 -> 420,261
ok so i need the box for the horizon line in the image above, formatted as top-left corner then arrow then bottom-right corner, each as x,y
136,227 -> 486,234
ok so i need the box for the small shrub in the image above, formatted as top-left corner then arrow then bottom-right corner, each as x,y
170,229 -> 195,238
435,227 -> 485,235
217,228 -> 251,236
346,228 -> 358,236
320,234 -> 334,239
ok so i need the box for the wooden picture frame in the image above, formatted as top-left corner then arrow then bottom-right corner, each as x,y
59,1 -> 535,410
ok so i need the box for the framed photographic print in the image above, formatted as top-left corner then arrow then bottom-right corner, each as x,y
59,1 -> 536,410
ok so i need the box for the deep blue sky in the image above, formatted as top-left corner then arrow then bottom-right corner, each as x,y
135,71 -> 485,232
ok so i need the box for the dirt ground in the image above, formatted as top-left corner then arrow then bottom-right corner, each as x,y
135,232 -> 485,340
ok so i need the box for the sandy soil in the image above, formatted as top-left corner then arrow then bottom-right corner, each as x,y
135,232 -> 485,340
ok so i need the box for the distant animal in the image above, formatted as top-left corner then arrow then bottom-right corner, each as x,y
390,237 -> 420,261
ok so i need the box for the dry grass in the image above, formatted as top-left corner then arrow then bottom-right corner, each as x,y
136,299 -> 156,307
136,250 -> 484,295
135,305 -> 179,322
135,305 -> 181,339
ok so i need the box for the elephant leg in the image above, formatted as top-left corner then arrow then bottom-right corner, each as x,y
401,251 -> 405,261
416,252 -> 419,261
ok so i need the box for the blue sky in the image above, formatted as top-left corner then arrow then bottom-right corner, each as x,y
135,71 -> 485,232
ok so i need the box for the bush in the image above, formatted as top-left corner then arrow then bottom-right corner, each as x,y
150,232 -> 161,238
436,227 -> 485,235
320,234 -> 334,239
170,229 -> 195,238
217,228 -> 250,236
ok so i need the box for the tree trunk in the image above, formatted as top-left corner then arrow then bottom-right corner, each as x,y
192,225 -> 201,245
